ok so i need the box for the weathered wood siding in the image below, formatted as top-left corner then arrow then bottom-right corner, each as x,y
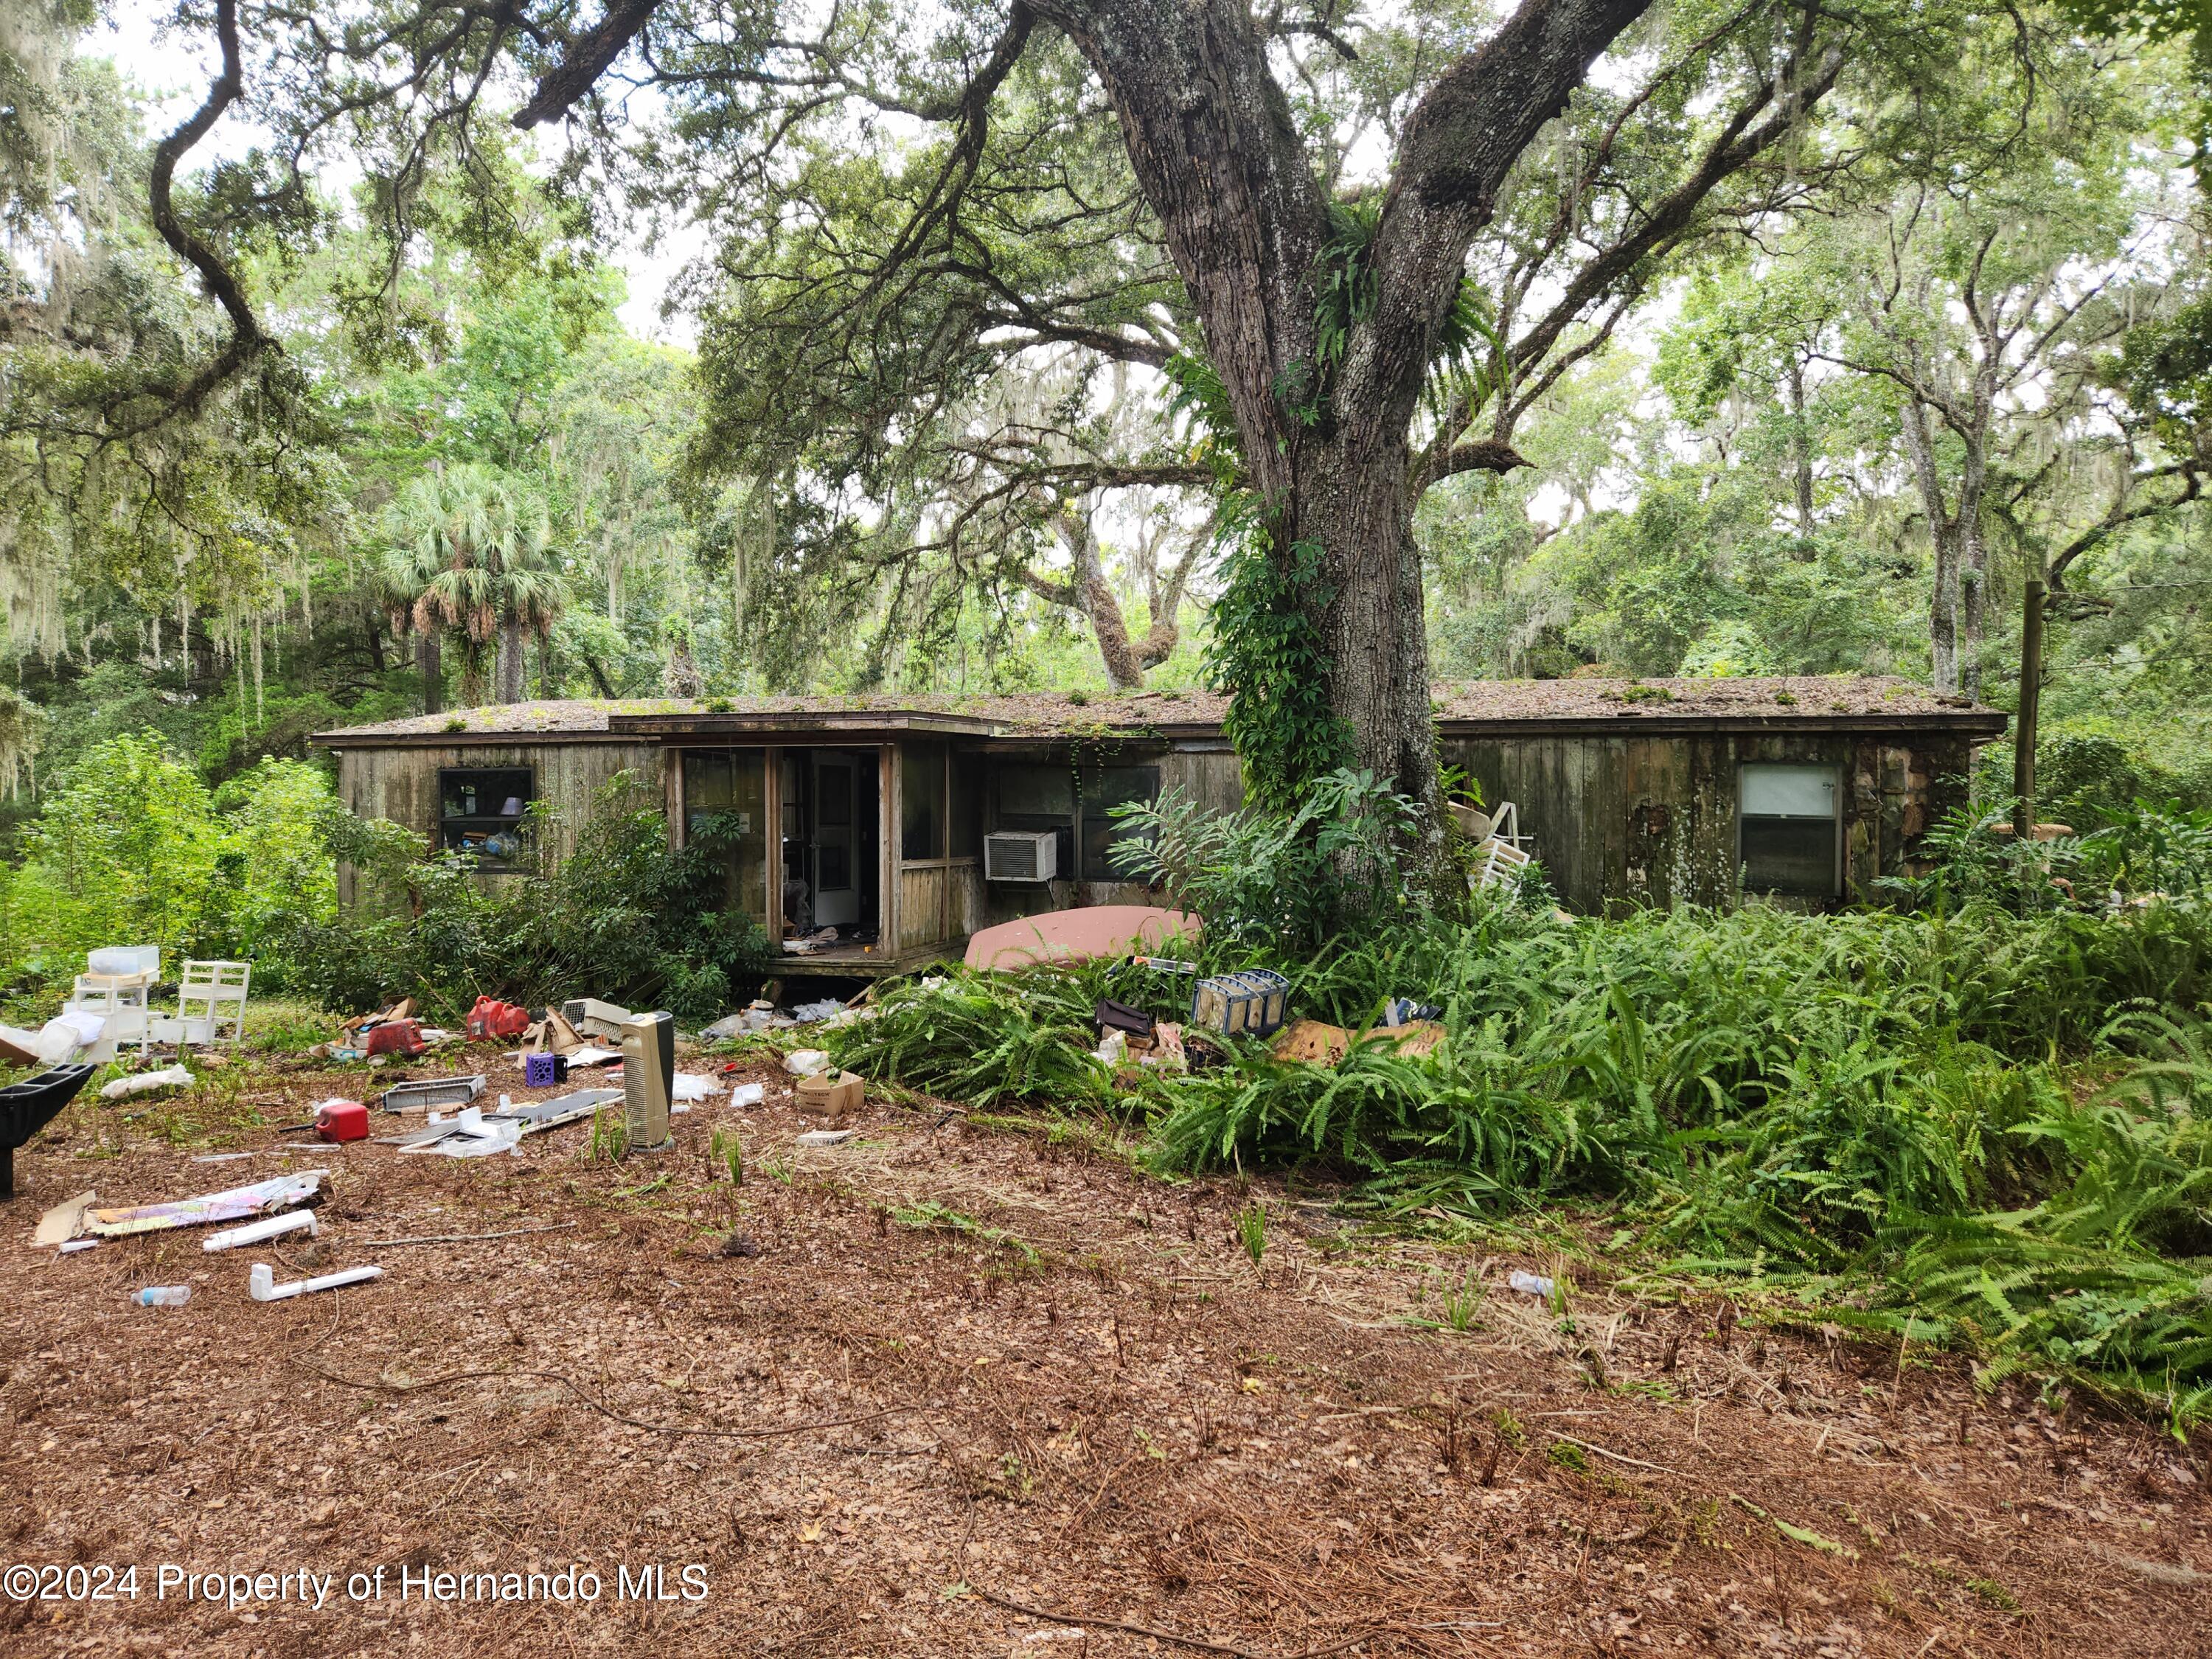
1158,744 -> 1244,817
334,741 -> 666,904
1441,731 -> 1975,914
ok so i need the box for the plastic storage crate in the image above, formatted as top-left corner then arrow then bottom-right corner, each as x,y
380,1074 -> 487,1113
1189,970 -> 1290,1037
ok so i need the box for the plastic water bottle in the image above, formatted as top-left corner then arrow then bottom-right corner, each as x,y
134,1285 -> 192,1308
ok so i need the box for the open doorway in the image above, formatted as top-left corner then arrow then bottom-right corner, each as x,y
776,748 -> 880,945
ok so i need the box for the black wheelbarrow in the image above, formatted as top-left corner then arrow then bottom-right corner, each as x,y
0,1064 -> 96,1198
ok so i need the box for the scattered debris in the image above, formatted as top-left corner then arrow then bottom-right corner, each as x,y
380,1074 -> 486,1114
312,1099 -> 369,1142
508,1087 -> 622,1135
466,996 -> 532,1040
32,1189 -> 95,1246
785,1049 -> 832,1077
1093,1028 -> 1129,1066
335,1001 -> 425,1062
1508,1270 -> 1556,1298
99,1064 -> 195,1102
56,1238 -> 97,1254
84,1171 -> 326,1238
730,1082 -> 765,1108
795,1069 -> 863,1121
204,1211 -> 317,1253
1095,998 -> 1155,1038
341,998 -> 414,1034
523,1007 -> 591,1055
563,997 -> 633,1040
672,1072 -> 717,1102
1269,1018 -> 1449,1066
523,1050 -> 568,1088
1192,970 -> 1290,1037
1152,1022 -> 1189,1074
3,1058 -> 97,1199
133,1284 -> 192,1308
399,1105 -> 520,1158
248,1262 -> 383,1301
0,1011 -> 112,1068
795,1128 -> 855,1147
1270,1020 -> 1351,1065
790,998 -> 846,1023
1380,996 -> 1442,1026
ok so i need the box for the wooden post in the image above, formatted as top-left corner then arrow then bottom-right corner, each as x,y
2012,573 -> 2045,842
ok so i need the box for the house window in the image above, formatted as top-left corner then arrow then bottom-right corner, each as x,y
990,762 -> 1161,880
993,763 -> 1076,878
438,767 -> 533,867
900,740 -> 947,860
1739,764 -> 1840,897
1081,765 -> 1161,880
951,751 -> 984,858
681,749 -> 769,922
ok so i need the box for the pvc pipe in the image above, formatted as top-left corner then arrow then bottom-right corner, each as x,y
203,1210 -> 317,1253
248,1262 -> 383,1301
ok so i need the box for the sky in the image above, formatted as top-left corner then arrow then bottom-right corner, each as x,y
96,0 -> 698,344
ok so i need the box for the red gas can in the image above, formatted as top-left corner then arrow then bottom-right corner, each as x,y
313,1099 -> 369,1143
467,996 -> 531,1041
361,1018 -> 423,1059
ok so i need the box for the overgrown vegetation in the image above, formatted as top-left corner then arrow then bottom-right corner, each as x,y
293,774 -> 771,1021
836,815 -> 2212,1429
0,741 -> 766,1023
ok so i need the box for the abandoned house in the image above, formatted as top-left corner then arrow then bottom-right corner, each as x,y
311,677 -> 2007,968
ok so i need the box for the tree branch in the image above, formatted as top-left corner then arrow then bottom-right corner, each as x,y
123,0 -> 269,437
513,0 -> 664,128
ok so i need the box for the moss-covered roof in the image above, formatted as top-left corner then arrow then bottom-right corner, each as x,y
312,677 -> 2004,745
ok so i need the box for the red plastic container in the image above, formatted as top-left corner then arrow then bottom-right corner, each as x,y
466,997 -> 531,1041
313,1099 -> 369,1143
361,1018 -> 423,1059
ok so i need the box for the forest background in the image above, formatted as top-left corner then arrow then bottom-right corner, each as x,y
6,0 -> 2212,956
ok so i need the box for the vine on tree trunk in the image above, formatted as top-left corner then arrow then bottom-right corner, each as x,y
1205,501 -> 1349,813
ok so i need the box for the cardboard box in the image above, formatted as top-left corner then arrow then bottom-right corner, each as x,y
794,1068 -> 863,1121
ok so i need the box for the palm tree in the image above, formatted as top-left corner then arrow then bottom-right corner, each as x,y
384,465 -> 569,706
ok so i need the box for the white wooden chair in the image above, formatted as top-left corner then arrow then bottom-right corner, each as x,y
1474,801 -> 1534,891
66,972 -> 154,1055
153,960 -> 251,1048
1477,833 -> 1536,891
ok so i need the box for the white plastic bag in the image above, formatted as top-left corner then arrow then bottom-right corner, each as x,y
100,1064 -> 193,1102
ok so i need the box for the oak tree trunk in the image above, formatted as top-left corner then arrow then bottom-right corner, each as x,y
1032,0 -> 1650,815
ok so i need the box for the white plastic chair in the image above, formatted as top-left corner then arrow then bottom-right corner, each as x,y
169,960 -> 251,1048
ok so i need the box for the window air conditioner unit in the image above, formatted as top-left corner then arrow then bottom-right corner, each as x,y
984,830 -> 1057,883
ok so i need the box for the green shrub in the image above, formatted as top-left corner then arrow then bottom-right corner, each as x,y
834,873 -> 2212,1423
0,734 -> 336,984
1107,766 -> 1424,950
283,773 -> 771,1021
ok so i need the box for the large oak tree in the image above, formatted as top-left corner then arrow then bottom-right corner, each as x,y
133,0 -> 1863,813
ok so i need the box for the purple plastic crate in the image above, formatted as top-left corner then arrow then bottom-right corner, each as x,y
524,1051 -> 568,1088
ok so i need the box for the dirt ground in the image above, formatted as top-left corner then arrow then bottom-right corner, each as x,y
5,1037 -> 2212,1658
